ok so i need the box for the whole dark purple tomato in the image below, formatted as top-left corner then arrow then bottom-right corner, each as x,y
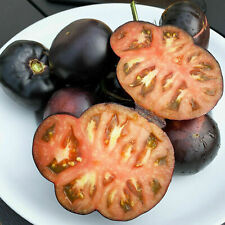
43,87 -> 95,119
97,71 -> 134,107
164,115 -> 220,174
0,40 -> 56,110
159,1 -> 210,49
49,19 -> 116,87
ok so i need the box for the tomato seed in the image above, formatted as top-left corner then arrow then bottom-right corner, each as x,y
146,133 -> 159,149
168,84 -> 187,111
120,190 -> 134,213
76,157 -> 82,162
48,159 -> 71,173
204,88 -> 216,96
194,62 -> 213,71
154,156 -> 167,166
150,178 -> 161,195
123,59 -> 141,75
190,70 -> 211,81
121,143 -> 134,162
128,28 -> 152,50
190,98 -> 200,111
162,72 -> 174,91
120,200 -> 133,212
103,172 -> 115,185
42,124 -> 55,142
163,31 -> 179,40
126,179 -> 143,202
68,161 -> 75,166
64,184 -> 85,203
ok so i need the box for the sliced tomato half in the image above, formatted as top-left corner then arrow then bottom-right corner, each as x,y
33,103 -> 174,220
110,22 -> 223,120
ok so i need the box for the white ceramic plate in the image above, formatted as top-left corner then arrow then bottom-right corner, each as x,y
0,3 -> 225,225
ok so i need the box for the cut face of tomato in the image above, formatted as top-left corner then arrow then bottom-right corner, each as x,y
110,22 -> 223,120
33,103 -> 174,220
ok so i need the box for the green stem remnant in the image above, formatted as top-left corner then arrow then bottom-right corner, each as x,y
130,0 -> 139,21
29,59 -> 46,74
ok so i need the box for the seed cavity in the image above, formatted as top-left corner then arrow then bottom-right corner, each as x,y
129,66 -> 158,96
48,127 -> 80,173
163,31 -> 179,39
154,156 -> 167,166
105,114 -> 126,149
126,179 -> 143,203
64,172 -> 96,203
190,98 -> 200,111
204,88 -> 216,96
135,133 -> 159,167
190,70 -> 211,81
150,178 -> 161,195
128,27 -> 152,50
87,115 -> 100,143
163,31 -> 179,47
168,82 -> 187,111
194,62 -> 213,71
162,73 -> 174,91
120,189 -> 134,212
48,159 -> 68,173
123,58 -> 142,75
64,183 -> 84,203
58,128 -> 79,162
146,133 -> 159,148
42,124 -> 55,142
186,52 -> 201,63
121,142 -> 135,162
107,189 -> 117,208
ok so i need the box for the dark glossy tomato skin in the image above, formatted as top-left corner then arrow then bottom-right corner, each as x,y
0,40 -> 57,110
97,71 -> 134,107
43,87 -> 95,119
135,104 -> 166,129
164,115 -> 220,174
159,1 -> 210,49
49,19 -> 117,87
